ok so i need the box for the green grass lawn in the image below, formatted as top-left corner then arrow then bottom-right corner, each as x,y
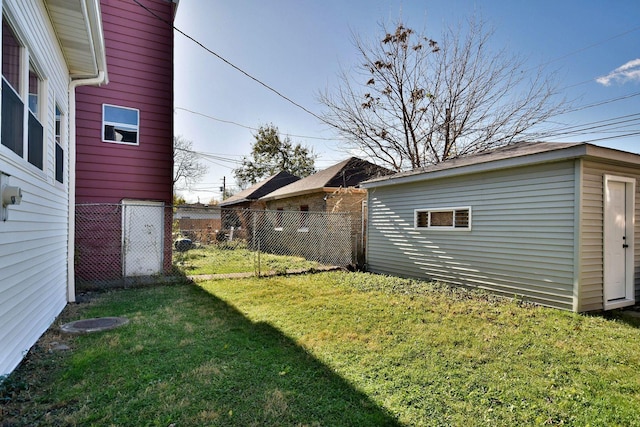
173,243 -> 322,275
2,271 -> 640,426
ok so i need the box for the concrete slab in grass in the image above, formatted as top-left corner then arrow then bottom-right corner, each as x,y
61,317 -> 129,334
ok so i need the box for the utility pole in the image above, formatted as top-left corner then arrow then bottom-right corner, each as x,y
444,108 -> 451,160
219,176 -> 226,200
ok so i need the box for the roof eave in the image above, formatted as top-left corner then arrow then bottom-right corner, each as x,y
362,144 -> 593,189
218,198 -> 251,207
261,187 -> 337,202
45,0 -> 108,81
583,144 -> 640,166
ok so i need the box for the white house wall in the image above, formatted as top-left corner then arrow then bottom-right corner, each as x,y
0,0 -> 71,376
366,160 -> 578,310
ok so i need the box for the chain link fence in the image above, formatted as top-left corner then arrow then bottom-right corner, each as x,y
75,203 -> 174,289
217,208 -> 358,266
75,204 -> 363,289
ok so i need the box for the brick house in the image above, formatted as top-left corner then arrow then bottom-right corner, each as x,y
219,170 -> 300,210
174,203 -> 222,244
260,157 -> 393,263
261,157 -> 393,216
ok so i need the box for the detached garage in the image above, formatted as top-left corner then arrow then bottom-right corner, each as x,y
362,142 -> 640,312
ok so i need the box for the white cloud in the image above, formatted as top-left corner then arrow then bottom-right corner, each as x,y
596,58 -> 640,86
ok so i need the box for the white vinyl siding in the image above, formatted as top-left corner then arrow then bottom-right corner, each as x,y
367,161 -> 577,310
0,0 -> 71,376
578,161 -> 640,312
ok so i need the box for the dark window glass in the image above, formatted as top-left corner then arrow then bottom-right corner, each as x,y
55,106 -> 63,183
55,143 -> 64,183
416,211 -> 428,227
28,112 -> 43,169
455,210 -> 470,228
1,79 -> 24,156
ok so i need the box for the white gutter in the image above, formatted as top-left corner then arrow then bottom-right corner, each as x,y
67,71 -> 106,303
66,0 -> 108,302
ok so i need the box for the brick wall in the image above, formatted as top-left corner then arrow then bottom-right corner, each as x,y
264,189 -> 368,264
177,218 -> 222,244
264,192 -> 327,212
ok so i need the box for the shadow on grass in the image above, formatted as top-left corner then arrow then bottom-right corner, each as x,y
599,307 -> 640,329
1,283 -> 401,426
182,285 -> 402,426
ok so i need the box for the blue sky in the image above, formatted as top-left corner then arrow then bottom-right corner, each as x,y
173,0 -> 640,202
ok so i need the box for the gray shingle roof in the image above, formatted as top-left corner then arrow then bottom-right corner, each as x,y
363,142 -> 586,185
261,157 -> 393,200
219,171 -> 300,207
362,141 -> 640,189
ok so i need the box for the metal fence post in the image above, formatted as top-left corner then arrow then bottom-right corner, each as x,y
121,203 -> 126,287
252,211 -> 257,251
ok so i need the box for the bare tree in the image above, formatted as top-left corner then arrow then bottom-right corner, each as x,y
319,17 -> 568,171
173,136 -> 208,190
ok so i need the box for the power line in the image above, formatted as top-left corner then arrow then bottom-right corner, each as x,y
198,158 -> 235,169
175,147 -> 239,170
538,112 -> 640,139
537,24 -> 640,70
146,0 -> 640,157
528,88 -> 640,142
198,153 -> 243,165
177,88 -> 640,147
546,113 -> 640,136
561,91 -> 640,115
175,107 -> 338,141
524,23 -> 640,97
132,0 -> 326,124
562,113 -> 640,133
175,107 -> 256,131
581,131 -> 640,144
176,145 -> 338,174
174,146 -> 242,164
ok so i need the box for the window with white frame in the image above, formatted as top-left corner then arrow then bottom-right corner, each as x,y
102,104 -> 139,144
27,63 -> 43,169
415,207 -> 471,230
1,16 -> 44,170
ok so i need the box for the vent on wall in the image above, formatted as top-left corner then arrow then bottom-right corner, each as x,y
1,172 -> 23,221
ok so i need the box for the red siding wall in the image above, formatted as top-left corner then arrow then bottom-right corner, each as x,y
75,204 -> 123,282
75,0 -> 174,281
75,0 -> 174,204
